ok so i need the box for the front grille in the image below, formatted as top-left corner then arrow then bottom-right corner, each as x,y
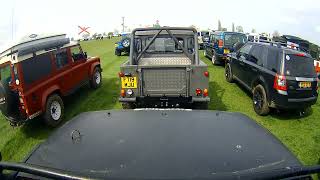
142,68 -> 187,96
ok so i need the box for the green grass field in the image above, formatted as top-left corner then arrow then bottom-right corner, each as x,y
0,38 -> 319,169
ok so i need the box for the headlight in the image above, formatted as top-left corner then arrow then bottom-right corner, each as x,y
127,89 -> 133,95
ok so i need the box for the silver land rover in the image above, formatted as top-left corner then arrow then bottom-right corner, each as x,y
119,27 -> 210,109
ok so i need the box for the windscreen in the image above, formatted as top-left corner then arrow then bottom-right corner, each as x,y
224,34 -> 247,46
284,54 -> 316,77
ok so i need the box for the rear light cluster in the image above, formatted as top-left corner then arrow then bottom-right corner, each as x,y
196,88 -> 208,97
118,72 -> 125,77
218,39 -> 224,48
273,74 -> 287,91
120,89 -> 134,97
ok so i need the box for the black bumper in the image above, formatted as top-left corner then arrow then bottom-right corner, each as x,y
119,96 -> 210,107
271,93 -> 318,109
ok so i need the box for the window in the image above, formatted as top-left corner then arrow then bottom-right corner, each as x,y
284,54 -> 316,77
209,35 -> 215,43
0,65 -> 11,84
55,49 -> 69,69
224,34 -> 247,46
71,46 -> 85,61
239,44 -> 252,55
21,53 -> 52,85
265,48 -> 280,72
145,37 -> 184,53
249,46 -> 263,64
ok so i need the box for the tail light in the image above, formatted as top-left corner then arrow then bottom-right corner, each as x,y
118,72 -> 124,77
120,89 -> 125,97
295,53 -> 305,57
204,71 -> 209,77
273,74 -> 287,91
218,39 -> 224,48
203,88 -> 208,97
196,88 -> 202,95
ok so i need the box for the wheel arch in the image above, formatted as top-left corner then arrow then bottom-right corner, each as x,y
251,76 -> 271,102
41,86 -> 62,112
89,62 -> 102,77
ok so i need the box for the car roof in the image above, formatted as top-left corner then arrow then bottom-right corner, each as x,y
247,42 -> 312,58
213,31 -> 245,35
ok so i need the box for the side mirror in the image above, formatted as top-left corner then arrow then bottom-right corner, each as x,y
84,52 -> 88,59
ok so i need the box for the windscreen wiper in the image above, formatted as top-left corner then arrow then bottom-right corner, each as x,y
1,161 -> 320,180
0,161 -> 96,180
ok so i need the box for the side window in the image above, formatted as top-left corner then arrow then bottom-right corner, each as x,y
210,35 -> 215,43
239,44 -> 252,55
249,46 -> 264,65
214,35 -> 220,44
71,46 -> 85,61
266,48 -> 280,72
0,65 -> 12,84
55,49 -> 69,69
21,53 -> 52,85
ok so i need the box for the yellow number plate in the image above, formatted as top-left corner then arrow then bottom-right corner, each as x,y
299,82 -> 311,88
121,77 -> 137,88
224,49 -> 230,54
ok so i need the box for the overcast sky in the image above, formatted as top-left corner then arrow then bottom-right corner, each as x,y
0,0 -> 320,50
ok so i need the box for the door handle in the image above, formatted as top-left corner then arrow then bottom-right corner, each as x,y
251,68 -> 258,72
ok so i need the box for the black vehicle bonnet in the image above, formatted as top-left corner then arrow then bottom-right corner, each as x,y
19,110 -> 302,179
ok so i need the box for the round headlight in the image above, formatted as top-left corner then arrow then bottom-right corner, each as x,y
127,89 -> 133,95
16,79 -> 20,85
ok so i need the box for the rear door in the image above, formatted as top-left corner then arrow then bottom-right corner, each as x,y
142,67 -> 188,97
282,53 -> 318,98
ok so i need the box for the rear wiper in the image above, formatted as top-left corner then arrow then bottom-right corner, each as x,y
0,161 -> 96,180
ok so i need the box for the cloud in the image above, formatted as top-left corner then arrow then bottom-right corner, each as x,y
316,26 -> 320,33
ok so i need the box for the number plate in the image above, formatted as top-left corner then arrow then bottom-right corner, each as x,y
299,82 -> 311,88
224,49 -> 230,54
121,77 -> 137,88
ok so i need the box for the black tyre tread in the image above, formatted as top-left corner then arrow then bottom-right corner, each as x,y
253,85 -> 270,116
90,67 -> 102,89
44,94 -> 64,127
225,63 -> 234,83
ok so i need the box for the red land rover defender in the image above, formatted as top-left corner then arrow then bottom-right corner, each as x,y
0,34 -> 102,127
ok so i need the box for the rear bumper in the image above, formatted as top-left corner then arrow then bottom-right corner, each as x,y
119,96 -> 210,106
270,94 -> 318,109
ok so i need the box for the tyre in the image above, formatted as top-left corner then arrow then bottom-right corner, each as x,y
212,53 -> 221,65
122,38 -> 130,48
193,102 -> 208,110
44,94 -> 64,127
252,85 -> 270,116
225,63 -> 234,83
115,49 -> 121,56
122,103 -> 136,109
90,67 -> 102,89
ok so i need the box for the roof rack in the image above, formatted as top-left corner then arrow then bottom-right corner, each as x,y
257,39 -> 286,48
